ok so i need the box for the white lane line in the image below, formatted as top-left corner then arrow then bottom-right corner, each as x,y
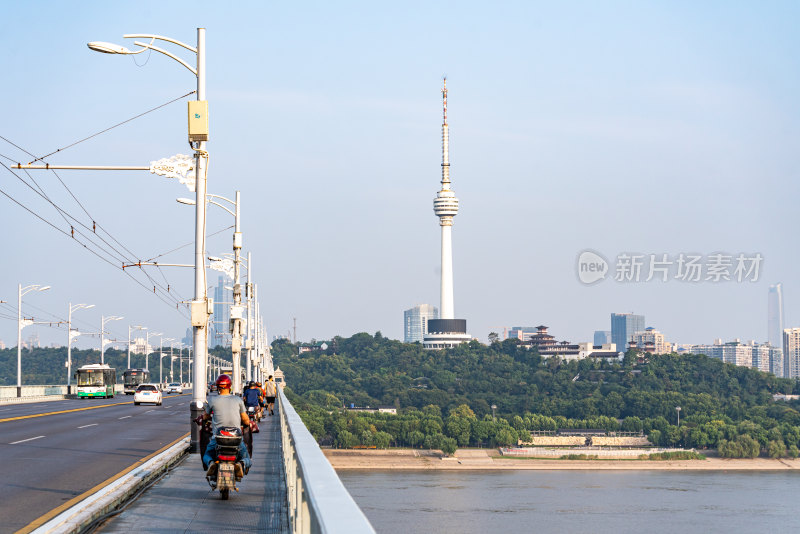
9,435 -> 45,444
118,415 -> 132,419
145,409 -> 155,413
78,424 -> 98,428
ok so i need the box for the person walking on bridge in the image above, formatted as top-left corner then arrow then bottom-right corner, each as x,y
265,375 -> 277,416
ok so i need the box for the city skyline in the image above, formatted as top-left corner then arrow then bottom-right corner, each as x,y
0,3 -> 797,350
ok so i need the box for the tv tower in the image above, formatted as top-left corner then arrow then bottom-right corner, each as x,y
424,78 -> 471,350
434,77 -> 459,319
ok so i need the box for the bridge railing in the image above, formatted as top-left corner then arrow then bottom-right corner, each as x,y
278,389 -> 375,534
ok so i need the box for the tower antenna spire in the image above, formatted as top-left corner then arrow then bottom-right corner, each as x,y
442,76 -> 447,125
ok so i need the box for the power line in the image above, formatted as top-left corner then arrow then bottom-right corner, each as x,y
26,90 -> 196,164
1,162 -> 187,310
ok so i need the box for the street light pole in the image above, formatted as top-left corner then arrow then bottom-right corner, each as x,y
159,335 -> 164,384
191,27 -> 209,453
100,315 -> 123,364
128,324 -> 146,369
88,27 -> 209,453
144,331 -> 162,371
245,251 -> 252,384
68,303 -> 94,393
231,190 -> 243,394
17,284 -> 50,394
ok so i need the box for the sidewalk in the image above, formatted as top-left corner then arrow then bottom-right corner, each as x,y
97,406 -> 289,533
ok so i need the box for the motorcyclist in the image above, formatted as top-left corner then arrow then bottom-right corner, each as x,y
242,380 -> 263,419
202,374 -> 252,478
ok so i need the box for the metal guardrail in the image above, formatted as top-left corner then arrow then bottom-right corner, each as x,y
278,389 -> 375,534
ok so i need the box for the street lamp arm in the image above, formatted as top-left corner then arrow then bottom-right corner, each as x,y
124,34 -> 197,54
207,193 -> 235,206
131,41 -> 197,75
207,198 -> 235,217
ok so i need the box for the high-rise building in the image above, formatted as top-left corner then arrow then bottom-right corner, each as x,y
594,330 -> 612,345
783,328 -> 800,379
769,345 -> 784,377
631,328 -> 672,354
611,313 -> 645,352
693,339 -> 783,376
769,284 -> 784,349
404,304 -> 439,343
423,79 -> 471,350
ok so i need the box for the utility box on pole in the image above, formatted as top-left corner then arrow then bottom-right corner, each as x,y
188,100 -> 209,141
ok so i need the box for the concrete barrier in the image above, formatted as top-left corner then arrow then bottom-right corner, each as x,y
30,436 -> 189,534
0,384 -> 125,405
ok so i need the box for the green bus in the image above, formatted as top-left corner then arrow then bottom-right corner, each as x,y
75,364 -> 116,398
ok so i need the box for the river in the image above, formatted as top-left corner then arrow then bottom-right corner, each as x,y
339,470 -> 800,533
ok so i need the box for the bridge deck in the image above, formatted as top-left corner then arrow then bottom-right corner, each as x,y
98,404 -> 289,533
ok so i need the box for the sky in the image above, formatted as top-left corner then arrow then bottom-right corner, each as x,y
0,1 -> 798,353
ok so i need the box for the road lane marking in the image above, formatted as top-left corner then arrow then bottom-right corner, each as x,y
9,435 -> 44,444
17,432 -> 189,534
0,392 -> 191,424
118,415 -> 131,419
78,423 -> 98,428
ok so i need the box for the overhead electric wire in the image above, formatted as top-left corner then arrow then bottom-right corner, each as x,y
0,177 -> 187,314
1,162 -> 188,311
27,90 -> 196,164
2,157 -> 191,310
0,135 -> 37,159
0,92 -> 202,319
145,224 -> 233,262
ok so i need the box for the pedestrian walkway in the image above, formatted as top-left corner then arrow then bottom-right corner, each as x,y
98,406 -> 289,533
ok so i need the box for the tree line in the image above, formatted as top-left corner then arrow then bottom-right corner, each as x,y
274,333 -> 800,458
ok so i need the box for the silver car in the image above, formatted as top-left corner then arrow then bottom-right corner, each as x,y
165,382 -> 183,394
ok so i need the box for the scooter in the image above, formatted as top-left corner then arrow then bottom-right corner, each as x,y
246,404 -> 262,423
206,426 -> 245,500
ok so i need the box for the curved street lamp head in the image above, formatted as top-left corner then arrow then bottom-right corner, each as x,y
38,286 -> 51,292
87,41 -> 135,54
176,197 -> 196,206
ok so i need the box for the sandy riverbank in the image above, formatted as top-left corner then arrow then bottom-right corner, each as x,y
323,448 -> 800,471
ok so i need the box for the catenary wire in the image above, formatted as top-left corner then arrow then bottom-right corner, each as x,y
27,90 -> 196,164
2,163 -> 187,308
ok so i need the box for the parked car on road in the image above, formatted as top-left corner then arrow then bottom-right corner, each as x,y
165,382 -> 183,394
134,384 -> 162,406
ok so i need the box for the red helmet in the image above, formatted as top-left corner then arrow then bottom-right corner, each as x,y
215,374 -> 232,389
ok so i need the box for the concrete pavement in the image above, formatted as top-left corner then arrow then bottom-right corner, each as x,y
97,404 -> 289,533
3,393 -> 191,532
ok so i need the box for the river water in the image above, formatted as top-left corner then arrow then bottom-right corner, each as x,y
339,470 -> 800,533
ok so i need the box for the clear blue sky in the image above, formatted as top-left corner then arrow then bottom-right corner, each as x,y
0,1 -> 798,351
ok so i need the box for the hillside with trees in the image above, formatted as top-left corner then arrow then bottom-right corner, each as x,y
274,333 -> 800,458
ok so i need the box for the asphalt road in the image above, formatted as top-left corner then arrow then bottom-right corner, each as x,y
0,392 -> 193,533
